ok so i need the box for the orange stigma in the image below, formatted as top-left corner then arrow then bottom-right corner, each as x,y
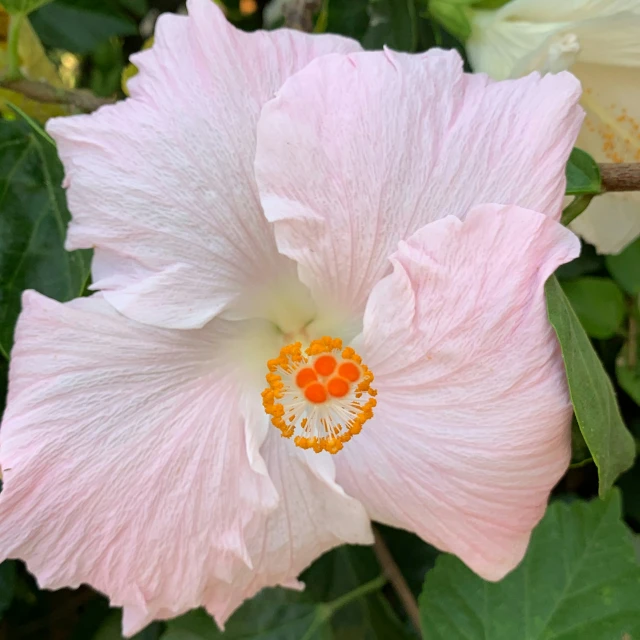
261,336 -> 377,454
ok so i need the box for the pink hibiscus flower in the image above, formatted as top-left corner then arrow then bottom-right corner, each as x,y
0,0 -> 584,634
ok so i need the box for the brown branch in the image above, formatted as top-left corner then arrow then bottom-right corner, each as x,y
372,528 -> 421,632
0,79 -> 115,112
599,163 -> 640,192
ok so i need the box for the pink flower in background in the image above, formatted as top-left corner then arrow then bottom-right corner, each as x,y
0,0 -> 584,634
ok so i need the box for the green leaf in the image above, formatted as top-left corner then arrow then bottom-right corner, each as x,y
565,147 -> 602,195
163,592 -> 332,640
561,277 -> 626,339
0,0 -> 52,15
31,0 -> 136,53
546,275 -> 635,495
0,561 -> 16,619
419,491 -> 640,639
0,119 -> 90,356
428,0 -> 473,42
606,237 -> 640,295
362,0 -> 418,51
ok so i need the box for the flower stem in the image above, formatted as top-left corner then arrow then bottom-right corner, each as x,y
326,574 -> 387,613
561,194 -> 595,226
373,528 -> 421,632
6,13 -> 25,81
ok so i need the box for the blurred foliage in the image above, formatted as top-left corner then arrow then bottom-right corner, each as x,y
0,7 -> 69,120
0,0 -> 53,16
0,0 -> 638,638
0,118 -> 90,355
561,277 -> 626,340
30,0 -> 138,53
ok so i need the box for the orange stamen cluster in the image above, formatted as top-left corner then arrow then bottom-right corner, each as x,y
262,336 -> 377,454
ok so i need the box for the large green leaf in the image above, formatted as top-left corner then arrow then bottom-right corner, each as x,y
419,492 -> 640,639
545,275 -> 635,494
606,237 -> 640,295
31,0 -> 136,53
0,119 -> 90,356
565,147 -> 602,196
561,277 -> 626,339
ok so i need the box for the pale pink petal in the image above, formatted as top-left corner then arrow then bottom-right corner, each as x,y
203,429 -> 373,628
334,204 -> 580,581
255,48 -> 583,324
120,430 -> 372,633
0,293 -> 282,627
46,0 -> 361,330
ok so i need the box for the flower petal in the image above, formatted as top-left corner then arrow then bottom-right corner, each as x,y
496,0 -> 640,22
204,430 -> 373,628
46,0 -> 361,330
0,292 -> 281,626
468,6 -> 640,79
570,193 -> 640,255
255,49 -> 582,323
334,204 -> 580,581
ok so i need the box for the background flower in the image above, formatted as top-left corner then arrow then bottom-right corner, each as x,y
467,0 -> 640,254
